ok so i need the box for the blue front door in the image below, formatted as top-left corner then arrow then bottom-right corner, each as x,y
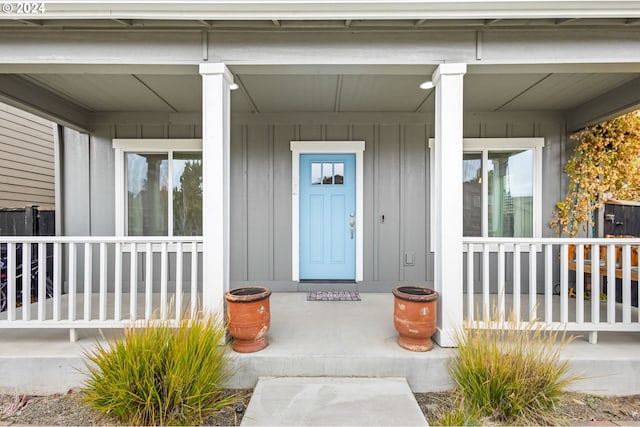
300,154 -> 356,280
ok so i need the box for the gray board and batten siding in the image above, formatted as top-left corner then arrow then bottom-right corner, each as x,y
62,111 -> 565,293
0,102 -> 55,210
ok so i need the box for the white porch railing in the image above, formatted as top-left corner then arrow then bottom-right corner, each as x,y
464,237 -> 640,343
0,236 -> 203,341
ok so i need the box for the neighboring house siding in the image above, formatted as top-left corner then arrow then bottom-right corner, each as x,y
0,102 -> 55,209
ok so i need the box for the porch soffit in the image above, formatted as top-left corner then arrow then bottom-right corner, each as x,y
1,66 -> 639,131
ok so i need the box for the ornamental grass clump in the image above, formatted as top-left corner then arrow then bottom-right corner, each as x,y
447,311 -> 579,426
82,313 -> 236,426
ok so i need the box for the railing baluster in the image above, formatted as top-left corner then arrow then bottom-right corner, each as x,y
145,242 -> 153,320
83,243 -> 92,321
22,242 -> 31,321
38,242 -> 46,321
623,244 -> 631,323
191,241 -> 198,318
576,244 -> 584,323
68,243 -> 76,321
481,243 -> 490,320
607,244 -> 616,324
590,244 -> 600,343
7,242 -> 16,321
466,243 -> 474,321
544,244 -> 553,323
176,242 -> 183,321
99,242 -> 107,321
114,242 -> 122,321
160,241 -> 168,320
560,244 -> 569,323
497,243 -> 505,320
528,244 -> 537,321
53,242 -> 61,321
513,243 -> 521,322
130,243 -> 138,321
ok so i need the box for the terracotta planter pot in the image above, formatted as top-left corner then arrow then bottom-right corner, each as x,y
392,286 -> 439,352
224,286 -> 271,353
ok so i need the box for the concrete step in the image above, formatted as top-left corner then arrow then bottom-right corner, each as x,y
240,377 -> 428,426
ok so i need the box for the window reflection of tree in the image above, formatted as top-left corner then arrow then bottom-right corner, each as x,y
173,158 -> 203,236
127,153 -> 168,236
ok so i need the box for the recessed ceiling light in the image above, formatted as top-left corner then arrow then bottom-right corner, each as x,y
230,83 -> 239,90
419,81 -> 434,90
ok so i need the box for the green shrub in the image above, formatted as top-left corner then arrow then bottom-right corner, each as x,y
448,311 -> 579,425
82,313 -> 237,426
438,404 -> 481,426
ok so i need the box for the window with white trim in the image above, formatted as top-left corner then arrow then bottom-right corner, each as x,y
430,138 -> 544,238
114,139 -> 203,237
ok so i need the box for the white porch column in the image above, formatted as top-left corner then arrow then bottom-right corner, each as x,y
432,63 -> 466,347
199,63 -> 233,317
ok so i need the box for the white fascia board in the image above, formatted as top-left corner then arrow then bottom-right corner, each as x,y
6,1 -> 640,21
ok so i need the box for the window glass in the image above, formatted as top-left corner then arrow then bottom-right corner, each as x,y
311,163 -> 322,185
322,163 -> 333,184
334,163 -> 344,185
173,152 -> 203,236
488,150 -> 533,237
463,153 -> 482,237
126,153 -> 168,236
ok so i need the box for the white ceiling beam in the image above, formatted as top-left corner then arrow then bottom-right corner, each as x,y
5,1 -> 640,20
232,74 -> 259,113
555,18 -> 578,25
111,18 -> 132,26
468,63 -> 640,74
0,74 -> 90,131
16,19 -> 42,26
493,73 -> 552,111
0,64 -> 199,75
131,74 -> 179,112
334,75 -> 343,112
228,64 -> 437,76
567,76 -> 640,131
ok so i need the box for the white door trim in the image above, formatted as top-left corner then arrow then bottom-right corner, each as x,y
290,141 -> 365,282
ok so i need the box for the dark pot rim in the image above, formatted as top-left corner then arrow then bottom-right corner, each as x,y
392,286 -> 439,302
225,286 -> 272,303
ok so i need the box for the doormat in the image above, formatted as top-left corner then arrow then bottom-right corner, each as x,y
306,291 -> 361,301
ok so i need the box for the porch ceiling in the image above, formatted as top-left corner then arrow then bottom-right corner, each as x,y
4,65 -> 640,123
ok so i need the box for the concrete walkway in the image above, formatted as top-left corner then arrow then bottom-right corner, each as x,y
240,377 -> 428,426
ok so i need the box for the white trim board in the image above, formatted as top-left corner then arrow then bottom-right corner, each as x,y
112,138 -> 203,237
428,137 -> 545,251
290,141 -> 365,282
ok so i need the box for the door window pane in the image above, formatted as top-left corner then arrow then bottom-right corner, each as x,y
463,153 -> 482,237
173,152 -> 202,236
127,153 -> 168,236
488,150 -> 533,237
322,163 -> 333,184
311,163 -> 322,185
334,163 -> 344,185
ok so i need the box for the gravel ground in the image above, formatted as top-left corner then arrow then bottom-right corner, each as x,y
0,389 -> 253,426
1,389 -> 640,426
415,391 -> 640,425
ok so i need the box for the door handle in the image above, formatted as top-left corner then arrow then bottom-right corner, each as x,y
349,220 -> 355,239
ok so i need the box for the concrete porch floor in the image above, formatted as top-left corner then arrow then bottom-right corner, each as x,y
0,292 -> 639,395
